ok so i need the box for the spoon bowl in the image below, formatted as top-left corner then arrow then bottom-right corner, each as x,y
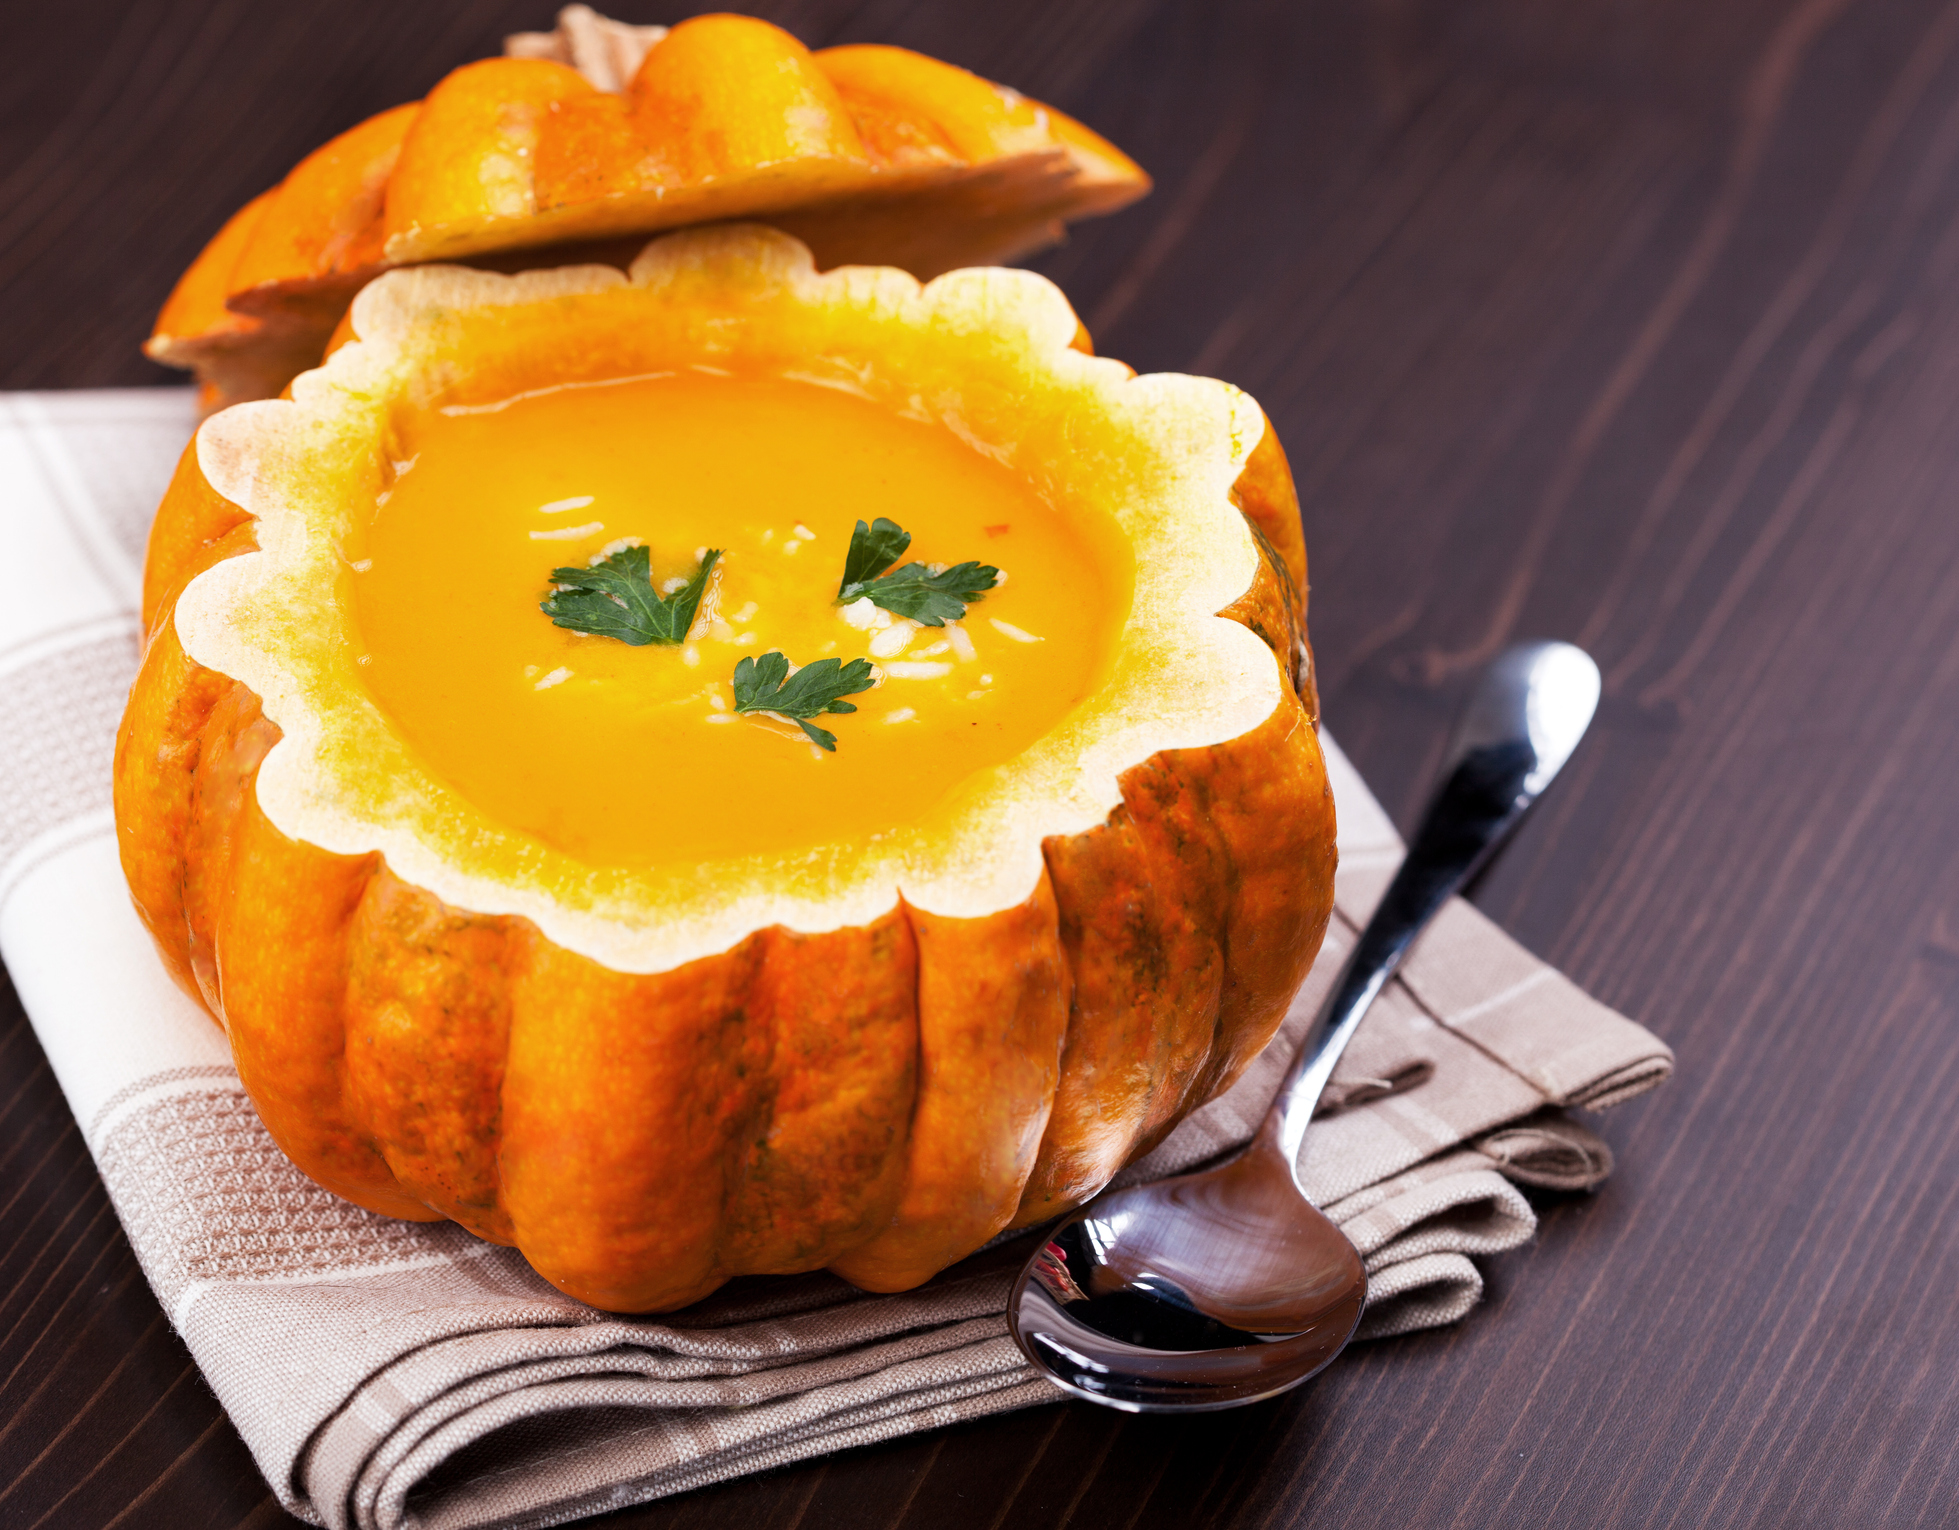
1013,1136 -> 1365,1410
1008,641 -> 1602,1412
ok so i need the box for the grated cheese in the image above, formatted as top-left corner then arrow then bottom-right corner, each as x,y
869,621 -> 918,658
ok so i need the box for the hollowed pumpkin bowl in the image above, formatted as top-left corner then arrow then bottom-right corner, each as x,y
115,223 -> 1336,1311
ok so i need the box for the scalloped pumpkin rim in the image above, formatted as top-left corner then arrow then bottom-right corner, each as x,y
175,224 -> 1281,976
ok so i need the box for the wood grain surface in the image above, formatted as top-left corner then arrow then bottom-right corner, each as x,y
5,1 -> 1959,1525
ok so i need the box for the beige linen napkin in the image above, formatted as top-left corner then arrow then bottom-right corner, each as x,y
0,389 -> 1671,1530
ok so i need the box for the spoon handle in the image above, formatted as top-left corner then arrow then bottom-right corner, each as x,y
1261,642 -> 1601,1174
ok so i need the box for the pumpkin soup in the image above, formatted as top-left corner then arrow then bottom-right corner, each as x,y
346,369 -> 1131,866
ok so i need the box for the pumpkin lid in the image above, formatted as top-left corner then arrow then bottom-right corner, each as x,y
147,7 -> 1150,413
177,225 -> 1279,976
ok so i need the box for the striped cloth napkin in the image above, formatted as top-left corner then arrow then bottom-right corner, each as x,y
0,387 -> 1671,1530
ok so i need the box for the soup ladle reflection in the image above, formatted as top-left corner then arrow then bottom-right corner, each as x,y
1007,640 -> 1602,1411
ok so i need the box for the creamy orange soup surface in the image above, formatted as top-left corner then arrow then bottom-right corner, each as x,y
345,370 -> 1133,867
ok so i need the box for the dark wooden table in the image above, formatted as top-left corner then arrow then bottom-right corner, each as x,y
7,0 -> 1959,1525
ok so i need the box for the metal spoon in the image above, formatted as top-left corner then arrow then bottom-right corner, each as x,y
1007,640 -> 1603,1411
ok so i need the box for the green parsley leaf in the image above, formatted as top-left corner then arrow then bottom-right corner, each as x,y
850,560 -> 999,626
541,545 -> 720,646
732,651 -> 877,751
836,517 -> 1000,627
837,517 -> 912,598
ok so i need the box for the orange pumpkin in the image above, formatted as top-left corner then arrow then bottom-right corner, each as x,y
146,9 -> 1149,413
116,226 -> 1334,1310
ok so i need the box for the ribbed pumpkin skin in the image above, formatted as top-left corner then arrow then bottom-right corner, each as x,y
115,420 -> 1333,1312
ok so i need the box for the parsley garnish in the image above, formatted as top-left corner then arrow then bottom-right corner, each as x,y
836,517 -> 999,627
850,560 -> 1001,625
732,651 -> 876,751
541,545 -> 720,645
838,516 -> 913,593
